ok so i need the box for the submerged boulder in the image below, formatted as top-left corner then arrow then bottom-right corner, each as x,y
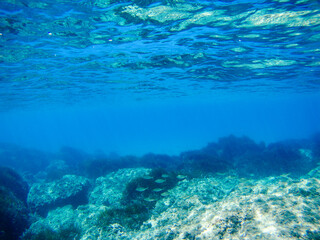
89,168 -> 151,208
21,166 -> 320,240
0,167 -> 30,240
21,205 -> 81,240
27,175 -> 90,216
134,171 -> 320,240
0,166 -> 29,202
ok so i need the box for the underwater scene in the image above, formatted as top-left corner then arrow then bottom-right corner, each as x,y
1,0 -> 320,239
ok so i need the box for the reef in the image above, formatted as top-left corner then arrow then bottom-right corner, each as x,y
0,167 -> 30,240
89,168 -> 152,208
22,166 -> 320,240
0,134 -> 319,239
27,175 -> 91,217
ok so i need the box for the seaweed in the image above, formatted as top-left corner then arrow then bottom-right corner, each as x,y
0,168 -> 30,240
96,168 -> 180,231
122,168 -> 179,206
97,204 -> 150,230
305,230 -> 320,240
21,225 -> 81,240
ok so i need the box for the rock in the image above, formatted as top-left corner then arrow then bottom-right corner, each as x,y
21,205 -> 83,240
0,167 -> 30,240
27,175 -> 90,216
89,168 -> 151,208
22,204 -> 120,240
45,160 -> 71,181
134,174 -> 320,239
23,166 -> 320,240
0,166 -> 29,202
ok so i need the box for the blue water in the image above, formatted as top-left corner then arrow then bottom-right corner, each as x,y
0,94 -> 320,155
1,2 -> 320,239
0,0 -> 320,156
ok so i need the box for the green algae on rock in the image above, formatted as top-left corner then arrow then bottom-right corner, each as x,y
27,175 -> 90,216
22,166 -> 320,239
89,168 -> 151,208
0,167 -> 30,240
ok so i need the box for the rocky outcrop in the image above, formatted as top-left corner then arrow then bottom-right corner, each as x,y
22,166 -> 320,240
0,167 -> 30,240
89,168 -> 151,208
27,175 -> 90,216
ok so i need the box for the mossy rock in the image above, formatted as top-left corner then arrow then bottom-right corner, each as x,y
0,168 -> 30,240
0,167 -> 29,202
122,168 -> 179,206
21,225 -> 81,240
97,204 -> 149,230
